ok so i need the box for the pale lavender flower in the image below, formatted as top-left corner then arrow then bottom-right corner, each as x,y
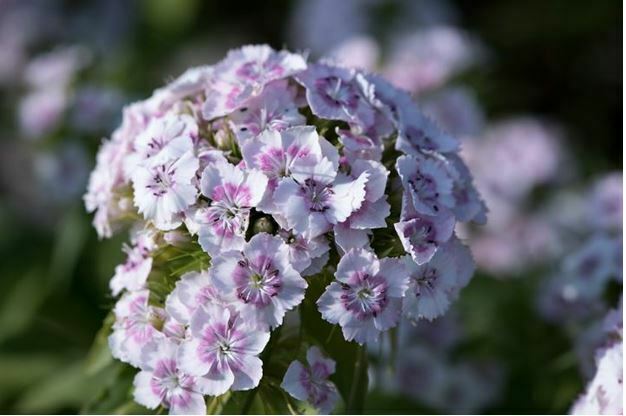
465,118 -> 563,202
383,26 -> 481,93
317,248 -> 408,344
394,194 -> 456,265
336,128 -> 383,163
328,35 -> 380,72
402,236 -> 475,321
281,346 -> 339,414
210,233 -> 307,330
18,88 -> 68,139
395,101 -> 459,155
446,154 -> 488,225
277,229 -> 330,275
396,153 -> 455,217
133,340 -> 206,415
203,45 -> 307,120
471,215 -> 558,274
24,45 -> 90,89
196,160 -> 268,256
295,62 -> 377,127
228,79 -> 306,142
177,304 -> 270,395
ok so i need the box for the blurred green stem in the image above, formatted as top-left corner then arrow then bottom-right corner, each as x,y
347,345 -> 365,414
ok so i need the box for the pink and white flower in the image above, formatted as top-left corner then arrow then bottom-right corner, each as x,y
165,270 -> 224,325
109,290 -> 165,367
241,126 -> 331,212
134,113 -> 197,165
132,146 -> 199,230
273,156 -> 368,238
150,65 -> 213,113
133,340 -> 206,415
84,135 -> 134,238
336,128 -> 383,163
110,230 -> 157,296
281,346 -> 339,414
210,233 -> 307,330
196,160 -> 268,256
317,249 -> 408,344
82,45 -> 487,410
177,304 -> 270,396
334,159 -> 390,252
203,45 -> 307,120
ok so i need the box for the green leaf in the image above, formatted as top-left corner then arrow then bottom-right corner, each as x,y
0,268 -> 48,342
84,312 -> 115,375
0,354 -> 64,395
49,207 -> 88,291
81,363 -> 144,415
16,360 -> 108,413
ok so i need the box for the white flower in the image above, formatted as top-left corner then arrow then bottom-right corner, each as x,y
132,147 -> 199,230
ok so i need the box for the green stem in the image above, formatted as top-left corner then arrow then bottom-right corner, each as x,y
347,345 -> 365,413
240,390 -> 257,415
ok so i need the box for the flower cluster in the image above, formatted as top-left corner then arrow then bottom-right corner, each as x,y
85,45 -> 484,414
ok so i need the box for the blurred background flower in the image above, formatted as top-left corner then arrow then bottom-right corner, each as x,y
0,0 -> 620,413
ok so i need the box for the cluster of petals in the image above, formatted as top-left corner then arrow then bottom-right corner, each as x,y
281,347 -> 339,414
84,44 -> 485,414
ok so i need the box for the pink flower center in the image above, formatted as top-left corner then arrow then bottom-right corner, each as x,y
340,272 -> 388,320
408,173 -> 441,212
299,367 -> 332,407
234,256 -> 282,307
151,359 -> 196,407
146,163 -> 176,197
411,267 -> 439,297
404,219 -> 437,252
299,178 -> 334,213
315,76 -> 360,110
404,126 -> 437,151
